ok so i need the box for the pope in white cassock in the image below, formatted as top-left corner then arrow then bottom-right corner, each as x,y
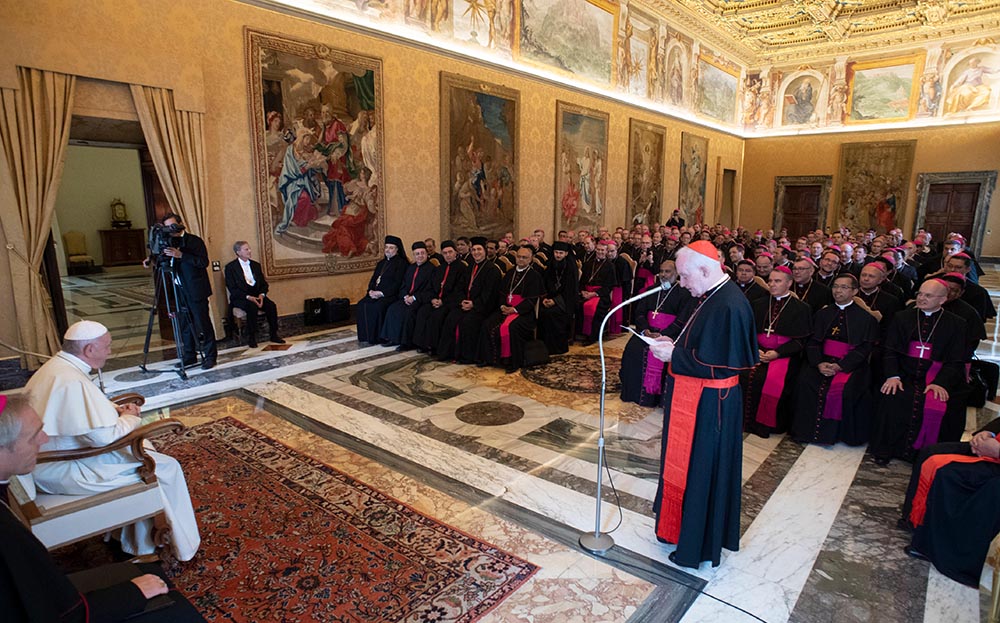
24,320 -> 200,561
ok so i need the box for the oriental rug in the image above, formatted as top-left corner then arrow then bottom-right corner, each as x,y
156,417 -> 539,622
519,354 -> 621,393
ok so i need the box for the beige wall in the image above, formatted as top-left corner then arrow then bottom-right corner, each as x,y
54,146 -> 147,269
0,0 -> 743,348
741,123 -> 1000,255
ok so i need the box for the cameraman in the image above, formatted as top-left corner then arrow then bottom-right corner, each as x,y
154,213 -> 218,369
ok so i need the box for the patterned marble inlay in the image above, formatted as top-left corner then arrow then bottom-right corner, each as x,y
345,356 -> 462,408
455,400 -> 525,426
522,417 -> 661,481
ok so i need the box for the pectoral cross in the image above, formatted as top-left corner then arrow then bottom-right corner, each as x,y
830,326 -> 840,336
507,293 -> 513,304
376,276 -> 381,286
765,325 -> 774,337
652,311 -> 658,319
915,343 -> 931,358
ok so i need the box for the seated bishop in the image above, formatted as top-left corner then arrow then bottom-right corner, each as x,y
741,267 -> 812,438
576,241 -> 618,345
380,240 -> 434,349
356,235 -> 408,344
619,259 -> 690,407
478,246 -> 544,373
537,241 -> 579,356
791,274 -> 879,447
437,237 -> 503,363
24,321 -> 201,561
870,279 -> 968,465
412,240 -> 466,355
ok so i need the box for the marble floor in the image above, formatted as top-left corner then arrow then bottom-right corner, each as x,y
14,263 -> 1000,622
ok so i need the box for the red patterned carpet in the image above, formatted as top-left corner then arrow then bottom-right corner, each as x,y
158,418 -> 538,622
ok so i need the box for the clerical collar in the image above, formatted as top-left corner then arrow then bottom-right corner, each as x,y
57,350 -> 93,373
706,273 -> 730,293
774,292 -> 790,300
515,265 -> 528,273
860,287 -> 878,296
836,300 -> 854,310
923,308 -> 941,316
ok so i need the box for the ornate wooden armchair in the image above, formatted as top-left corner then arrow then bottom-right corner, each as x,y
5,393 -> 185,553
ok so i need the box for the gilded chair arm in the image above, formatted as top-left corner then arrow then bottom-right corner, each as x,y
36,418 -> 184,484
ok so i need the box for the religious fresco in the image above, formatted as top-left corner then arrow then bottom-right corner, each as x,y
452,0 -> 517,52
405,0 -> 451,33
517,0 -> 618,86
942,50 -> 1000,116
781,75 -> 821,126
617,7 -> 661,99
678,132 -> 708,225
440,73 -> 519,241
696,55 -> 739,124
664,39 -> 690,108
835,140 -> 916,234
847,55 -> 922,124
554,101 -> 609,234
625,119 -> 665,228
245,29 -> 386,279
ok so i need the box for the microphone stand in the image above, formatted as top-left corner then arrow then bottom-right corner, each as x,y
579,280 -> 669,554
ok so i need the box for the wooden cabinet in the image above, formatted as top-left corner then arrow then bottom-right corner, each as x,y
100,229 -> 146,266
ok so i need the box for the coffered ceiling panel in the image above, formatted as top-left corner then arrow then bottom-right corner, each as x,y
645,0 -> 1000,65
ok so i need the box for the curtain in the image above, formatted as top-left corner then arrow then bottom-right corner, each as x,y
353,70 -> 376,111
130,84 -> 208,238
0,67 -> 75,369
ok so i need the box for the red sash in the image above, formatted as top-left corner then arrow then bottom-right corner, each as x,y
656,368 -> 740,544
907,341 -> 947,450
609,286 -> 624,334
754,333 -> 791,428
821,340 -> 854,421
500,295 -> 524,358
642,312 -> 676,395
909,453 -> 1000,527
581,285 -> 601,334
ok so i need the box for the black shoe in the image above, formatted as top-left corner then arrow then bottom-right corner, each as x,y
175,359 -> 197,369
505,365 -> 519,374
904,546 -> 929,562
396,344 -> 414,352
201,359 -> 216,370
874,457 -> 891,467
270,336 -> 286,344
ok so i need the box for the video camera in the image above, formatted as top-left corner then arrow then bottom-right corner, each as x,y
148,221 -> 185,256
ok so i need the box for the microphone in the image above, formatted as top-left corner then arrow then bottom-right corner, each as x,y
579,276 -> 672,555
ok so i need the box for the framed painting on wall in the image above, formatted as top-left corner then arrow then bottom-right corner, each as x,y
554,101 -> 609,234
625,119 -> 665,228
846,55 -> 923,124
440,72 -> 519,241
678,132 -> 708,225
696,55 -> 738,124
516,0 -> 619,86
835,140 -> 916,234
245,29 -> 385,279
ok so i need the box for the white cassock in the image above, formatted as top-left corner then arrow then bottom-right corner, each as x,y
24,352 -> 201,561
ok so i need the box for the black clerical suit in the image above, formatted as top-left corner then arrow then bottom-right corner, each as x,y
793,280 -> 833,314
478,266 -> 544,371
412,259 -> 466,354
0,496 -> 204,622
380,260 -> 434,347
166,232 -> 217,366
356,254 -> 408,343
736,279 -> 767,303
619,282 -> 690,406
225,258 -> 279,346
438,259 -> 503,362
577,258 -> 617,343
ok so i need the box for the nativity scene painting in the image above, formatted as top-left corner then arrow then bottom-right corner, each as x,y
247,30 -> 386,278
440,73 -> 519,241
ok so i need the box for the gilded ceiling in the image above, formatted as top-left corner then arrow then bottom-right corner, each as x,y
647,0 -> 1000,65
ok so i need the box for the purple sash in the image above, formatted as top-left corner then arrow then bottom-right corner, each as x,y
609,286 -> 624,334
581,285 -> 601,334
636,267 -> 655,292
642,312 -> 676,395
908,341 -> 947,450
821,340 -> 854,421
754,333 -> 792,428
500,295 -> 524,358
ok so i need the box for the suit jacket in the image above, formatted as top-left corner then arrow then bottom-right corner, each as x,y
225,258 -> 269,302
169,233 -> 212,302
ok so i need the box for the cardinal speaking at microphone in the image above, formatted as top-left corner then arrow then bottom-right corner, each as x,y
648,241 -> 757,568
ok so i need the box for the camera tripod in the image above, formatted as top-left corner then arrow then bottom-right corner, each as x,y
139,257 -> 204,380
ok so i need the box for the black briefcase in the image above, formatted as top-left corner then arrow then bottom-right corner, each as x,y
326,298 -> 351,323
972,360 -> 999,401
522,339 -> 550,368
304,297 -> 326,326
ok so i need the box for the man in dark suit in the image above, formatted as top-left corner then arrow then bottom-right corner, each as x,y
160,213 -> 217,369
225,241 -> 284,348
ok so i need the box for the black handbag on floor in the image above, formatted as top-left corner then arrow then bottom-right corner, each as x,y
304,298 -> 326,326
522,339 -> 549,368
971,359 -> 999,402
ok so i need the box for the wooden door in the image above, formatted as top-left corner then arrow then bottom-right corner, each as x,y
923,183 -> 979,243
780,185 -> 821,240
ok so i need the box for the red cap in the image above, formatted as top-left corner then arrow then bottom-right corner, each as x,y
687,240 -> 719,261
